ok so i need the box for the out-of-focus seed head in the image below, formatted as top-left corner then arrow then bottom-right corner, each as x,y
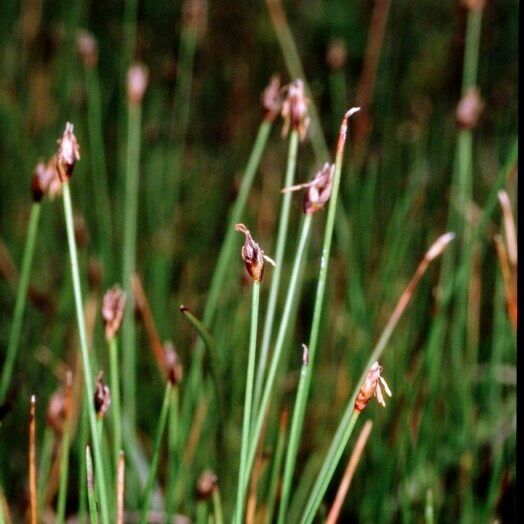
261,75 -> 283,122
31,162 -> 54,202
74,213 -> 90,248
461,0 -> 486,10
196,470 -> 217,500
87,256 -> 104,291
281,79 -> 310,141
102,285 -> 126,341
46,388 -> 67,434
354,361 -> 392,412
164,341 -> 183,385
127,63 -> 149,105
326,38 -> 348,71
94,372 -> 111,419
56,122 -> 81,182
182,0 -> 208,35
76,29 -> 99,68
456,87 -> 484,130
235,223 -> 275,282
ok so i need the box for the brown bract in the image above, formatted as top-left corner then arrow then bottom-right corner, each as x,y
196,470 -> 217,500
261,75 -> 283,122
354,361 -> 392,412
46,388 -> 67,434
56,122 -> 80,182
164,341 -> 183,385
281,79 -> 310,141
31,162 -> 53,202
102,285 -> 126,340
235,223 -> 267,282
94,372 -> 111,419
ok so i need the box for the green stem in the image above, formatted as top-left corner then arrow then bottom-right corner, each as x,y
121,101 -> 143,432
241,214 -> 313,501
196,500 -> 208,524
266,410 -> 288,524
254,129 -> 299,412
78,398 -> 89,523
37,427 -> 54,510
272,111 -> 357,523
300,411 -> 360,524
0,202 -> 41,403
180,120 -> 272,446
56,421 -> 73,524
109,336 -> 122,472
165,386 -> 179,519
212,488 -> 224,524
62,182 -> 110,524
235,280 -> 260,524
86,446 -> 99,524
139,381 -> 172,524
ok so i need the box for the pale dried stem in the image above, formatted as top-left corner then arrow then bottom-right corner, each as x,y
29,395 -> 37,524
117,451 -> 125,524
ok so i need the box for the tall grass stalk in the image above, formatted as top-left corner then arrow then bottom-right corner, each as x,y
86,446 -> 99,524
277,109 -> 360,521
300,232 -> 454,523
241,213 -> 313,500
121,98 -> 143,432
0,203 -> 41,403
212,487 -> 224,524
29,395 -> 37,524
165,386 -> 179,519
117,451 -> 125,524
138,381 -> 172,524
62,181 -> 110,524
254,129 -> 299,412
108,336 -> 122,471
235,280 -> 260,524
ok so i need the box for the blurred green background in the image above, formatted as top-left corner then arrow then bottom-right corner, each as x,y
0,0 -> 517,522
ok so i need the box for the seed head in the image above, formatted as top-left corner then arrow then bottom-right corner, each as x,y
56,122 -> 80,182
46,388 -> 67,434
76,29 -> 99,68
281,162 -> 335,215
164,341 -> 183,385
127,63 -> 149,105
281,79 -> 310,141
354,361 -> 392,412
456,87 -> 484,130
261,75 -> 283,122
102,285 -> 126,341
326,38 -> 348,71
461,0 -> 486,10
182,0 -> 208,34
196,470 -> 217,500
31,161 -> 55,202
94,372 -> 111,419
235,223 -> 275,282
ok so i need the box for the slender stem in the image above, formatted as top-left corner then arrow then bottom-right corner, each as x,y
241,214 -> 313,501
62,182 -> 110,524
235,281 -> 260,524
254,129 -> 299,412
78,398 -> 89,523
0,203 -> 41,403
109,336 -> 122,471
121,101 -> 143,432
266,409 -> 289,524
196,500 -> 208,524
274,110 -> 358,522
86,446 -> 99,524
29,395 -> 37,524
117,451 -> 125,524
139,381 -> 172,524
180,120 -> 272,456
37,427 -> 54,510
212,488 -> 224,524
165,386 -> 179,519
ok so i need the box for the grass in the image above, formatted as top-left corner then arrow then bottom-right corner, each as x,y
0,0 -> 517,522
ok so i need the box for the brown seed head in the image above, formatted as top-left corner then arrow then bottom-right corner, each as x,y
196,470 -> 217,500
76,29 -> 99,68
235,223 -> 272,282
261,75 -> 283,122
56,122 -> 80,182
31,161 -> 54,202
456,87 -> 484,130
87,256 -> 104,291
354,361 -> 392,412
74,213 -> 90,248
94,372 -> 111,419
127,63 -> 149,105
281,79 -> 310,141
46,388 -> 67,434
182,0 -> 208,34
164,341 -> 183,385
461,0 -> 486,10
102,285 -> 126,341
326,38 -> 348,71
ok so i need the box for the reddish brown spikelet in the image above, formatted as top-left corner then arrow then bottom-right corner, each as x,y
31,162 -> 52,202
261,75 -> 283,122
76,29 -> 99,68
196,469 -> 217,500
46,388 -> 67,434
235,223 -> 272,282
354,362 -> 391,412
94,372 -> 111,419
102,285 -> 126,341
164,341 -> 183,385
456,87 -> 484,130
56,122 -> 80,182
326,38 -> 348,71
281,79 -> 310,141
